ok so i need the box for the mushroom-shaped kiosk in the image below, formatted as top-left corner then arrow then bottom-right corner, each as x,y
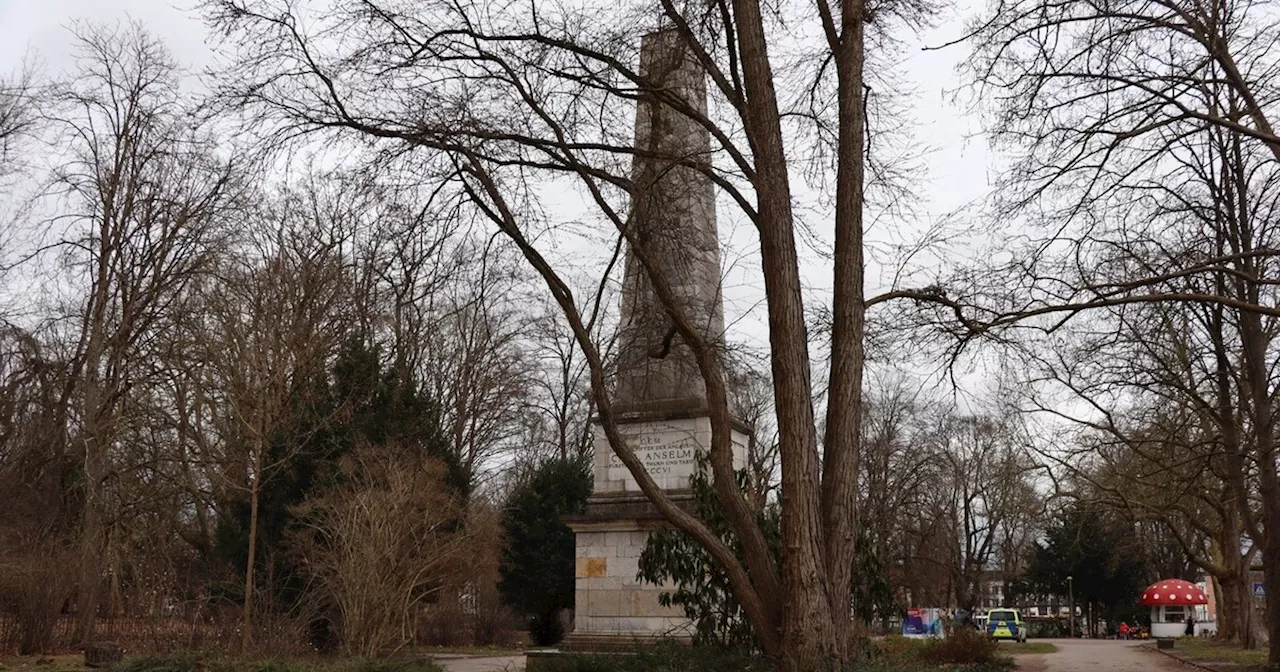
1141,579 -> 1208,639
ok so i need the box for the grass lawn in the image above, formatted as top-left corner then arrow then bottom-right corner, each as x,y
1155,638 -> 1269,670
995,642 -> 1058,655
0,654 -> 92,671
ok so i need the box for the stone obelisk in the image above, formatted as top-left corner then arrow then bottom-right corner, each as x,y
561,28 -> 749,650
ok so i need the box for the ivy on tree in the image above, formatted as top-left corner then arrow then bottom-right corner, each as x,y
638,453 -> 895,651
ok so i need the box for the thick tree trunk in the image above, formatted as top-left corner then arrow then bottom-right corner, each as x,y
1219,570 -> 1261,649
724,0 -> 847,663
1233,567 -> 1259,649
1220,573 -> 1240,643
76,205 -> 114,645
1237,276 -> 1278,664
819,0 -> 868,653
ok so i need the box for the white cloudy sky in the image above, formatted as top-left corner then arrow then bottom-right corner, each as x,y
0,0 -> 1005,398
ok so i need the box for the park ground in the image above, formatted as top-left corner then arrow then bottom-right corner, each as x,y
432,639 -> 1270,672
392,639 -> 1264,672
0,639 -> 1267,672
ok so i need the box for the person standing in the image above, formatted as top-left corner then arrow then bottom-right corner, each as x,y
1119,622 -> 1131,640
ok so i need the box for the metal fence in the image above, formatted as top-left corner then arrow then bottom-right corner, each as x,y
0,613 -> 238,655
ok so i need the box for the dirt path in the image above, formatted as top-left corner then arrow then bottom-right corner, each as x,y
1017,639 -> 1185,672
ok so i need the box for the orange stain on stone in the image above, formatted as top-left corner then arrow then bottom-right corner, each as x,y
585,557 -> 608,577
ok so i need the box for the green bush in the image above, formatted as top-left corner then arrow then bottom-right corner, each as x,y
527,640 -> 1014,672
499,456 -> 591,647
529,643 -> 775,672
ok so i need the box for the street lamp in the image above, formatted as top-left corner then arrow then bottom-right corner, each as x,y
1067,575 -> 1075,638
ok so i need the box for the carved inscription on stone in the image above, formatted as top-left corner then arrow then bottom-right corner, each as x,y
608,433 -> 697,476
592,417 -> 747,492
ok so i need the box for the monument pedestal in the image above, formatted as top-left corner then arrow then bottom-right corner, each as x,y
562,492 -> 695,650
563,410 -> 748,651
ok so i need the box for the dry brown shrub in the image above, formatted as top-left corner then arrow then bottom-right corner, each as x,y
0,532 -> 76,655
289,446 -> 481,657
457,505 -> 522,648
416,596 -> 469,647
470,582 -> 524,648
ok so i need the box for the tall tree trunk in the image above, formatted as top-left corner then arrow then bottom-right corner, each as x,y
76,362 -> 107,644
1236,253 -> 1278,664
76,194 -> 114,645
1260,475 -> 1280,664
820,0 -> 868,652
1220,569 -> 1239,643
75,439 -> 103,644
1209,518 -> 1257,648
1232,565 -> 1258,650
727,0 -> 841,662
1218,569 -> 1259,648
240,442 -> 263,654
1214,574 -> 1232,642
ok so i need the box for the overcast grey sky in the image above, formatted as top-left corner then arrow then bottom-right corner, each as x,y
1,1 -> 211,69
0,0 -> 1002,395
0,0 -> 994,227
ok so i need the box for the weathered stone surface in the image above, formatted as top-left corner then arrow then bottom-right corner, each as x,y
612,28 -> 722,414
566,28 -> 743,651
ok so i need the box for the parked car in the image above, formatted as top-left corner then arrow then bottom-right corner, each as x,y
986,608 -> 1027,642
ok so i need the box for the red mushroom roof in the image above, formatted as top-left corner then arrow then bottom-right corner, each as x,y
1141,579 -> 1208,606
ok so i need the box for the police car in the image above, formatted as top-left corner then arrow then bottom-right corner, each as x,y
985,608 -> 1027,642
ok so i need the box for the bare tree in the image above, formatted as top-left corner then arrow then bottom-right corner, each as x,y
725,360 -> 781,512
44,22 -> 240,641
858,376 -> 948,607
952,0 -> 1280,657
519,304 -> 604,467
200,211 -> 354,651
202,0 -> 945,657
0,325 -> 78,654
1019,286 -> 1272,646
0,62 -> 37,178
962,100 -> 1280,649
421,239 -> 533,493
932,413 -> 1038,611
